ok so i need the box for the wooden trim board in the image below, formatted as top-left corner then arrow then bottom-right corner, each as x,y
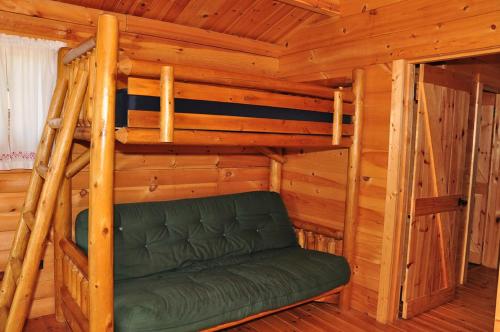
377,60 -> 416,324
414,194 -> 463,216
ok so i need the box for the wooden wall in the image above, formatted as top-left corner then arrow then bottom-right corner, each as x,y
0,145 -> 270,318
282,149 -> 348,232
277,0 -> 500,319
351,64 -> 393,316
279,0 -> 500,82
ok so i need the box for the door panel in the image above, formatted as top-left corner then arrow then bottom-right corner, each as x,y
469,92 -> 496,264
402,65 -> 473,318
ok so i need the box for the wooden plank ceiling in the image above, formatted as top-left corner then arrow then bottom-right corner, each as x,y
54,0 -> 335,46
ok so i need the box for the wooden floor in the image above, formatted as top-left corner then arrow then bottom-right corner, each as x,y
25,266 -> 497,332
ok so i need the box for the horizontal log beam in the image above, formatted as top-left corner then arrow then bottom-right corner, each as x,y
127,111 -> 355,136
121,58 -> 336,100
109,128 -> 352,147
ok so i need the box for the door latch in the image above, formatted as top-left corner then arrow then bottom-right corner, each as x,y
457,198 -> 468,207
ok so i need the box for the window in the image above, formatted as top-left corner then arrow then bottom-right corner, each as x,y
0,34 -> 65,170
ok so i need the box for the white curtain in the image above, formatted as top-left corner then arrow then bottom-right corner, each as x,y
0,34 -> 65,170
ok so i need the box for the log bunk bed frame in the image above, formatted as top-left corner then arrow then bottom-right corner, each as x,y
0,14 -> 365,332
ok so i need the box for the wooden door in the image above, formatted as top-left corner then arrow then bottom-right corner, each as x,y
469,92 -> 496,264
402,65 -> 473,318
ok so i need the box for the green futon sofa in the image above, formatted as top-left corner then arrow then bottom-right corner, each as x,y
75,191 -> 350,332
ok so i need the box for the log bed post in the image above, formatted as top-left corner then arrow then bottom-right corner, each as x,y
269,158 -> 282,193
339,68 -> 365,311
88,14 -> 118,332
160,66 -> 174,142
258,147 -> 284,193
333,89 -> 343,145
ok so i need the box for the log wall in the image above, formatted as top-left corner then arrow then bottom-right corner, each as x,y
0,145 -> 270,318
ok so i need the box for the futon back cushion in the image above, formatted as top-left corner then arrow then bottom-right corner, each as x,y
75,191 -> 298,281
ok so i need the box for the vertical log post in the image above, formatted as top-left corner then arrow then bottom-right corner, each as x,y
54,176 -> 72,322
0,49 -> 69,329
88,14 -> 118,332
333,90 -> 343,145
160,66 -> 174,142
269,159 -> 282,193
339,68 -> 365,311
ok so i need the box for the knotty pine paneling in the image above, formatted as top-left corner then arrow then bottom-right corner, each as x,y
279,0 -> 500,81
279,64 -> 391,318
352,64 -> 392,317
282,148 -> 348,232
55,0 -> 323,46
0,146 -> 269,318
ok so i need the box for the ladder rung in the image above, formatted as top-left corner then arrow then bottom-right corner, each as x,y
47,117 -> 62,129
36,164 -> 48,179
22,212 -> 35,232
9,258 -> 22,285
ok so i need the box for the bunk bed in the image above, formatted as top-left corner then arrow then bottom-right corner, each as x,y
73,46 -> 355,148
0,14 -> 364,332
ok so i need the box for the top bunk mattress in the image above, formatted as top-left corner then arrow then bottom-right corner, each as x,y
115,89 -> 352,128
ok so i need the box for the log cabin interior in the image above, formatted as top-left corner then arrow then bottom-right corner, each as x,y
0,1 -> 499,331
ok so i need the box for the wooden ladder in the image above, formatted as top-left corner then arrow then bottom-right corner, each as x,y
0,54 -> 89,332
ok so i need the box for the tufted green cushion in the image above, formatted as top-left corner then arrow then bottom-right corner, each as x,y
75,191 -> 298,280
114,247 -> 350,332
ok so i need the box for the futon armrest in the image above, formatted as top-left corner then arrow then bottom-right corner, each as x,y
292,220 -> 344,256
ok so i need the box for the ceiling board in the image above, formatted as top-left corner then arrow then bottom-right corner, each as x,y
56,0 -> 330,45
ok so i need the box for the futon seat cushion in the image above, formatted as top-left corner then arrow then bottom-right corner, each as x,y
114,246 -> 350,332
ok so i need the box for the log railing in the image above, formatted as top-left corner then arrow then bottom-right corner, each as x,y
61,254 -> 89,332
293,221 -> 344,256
120,57 -> 350,147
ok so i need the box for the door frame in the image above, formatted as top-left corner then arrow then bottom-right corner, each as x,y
376,59 -> 488,323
